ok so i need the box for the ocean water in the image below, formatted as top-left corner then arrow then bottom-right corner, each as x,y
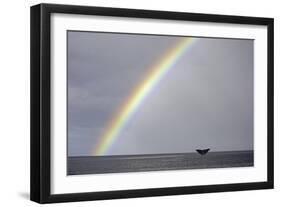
68,150 -> 253,175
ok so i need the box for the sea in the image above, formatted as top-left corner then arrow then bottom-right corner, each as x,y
67,150 -> 253,175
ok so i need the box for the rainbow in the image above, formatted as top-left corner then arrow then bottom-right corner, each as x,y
92,37 -> 197,155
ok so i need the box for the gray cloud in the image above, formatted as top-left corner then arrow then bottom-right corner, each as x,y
67,31 -> 253,156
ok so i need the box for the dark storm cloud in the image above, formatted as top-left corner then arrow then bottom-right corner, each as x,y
67,31 -> 253,156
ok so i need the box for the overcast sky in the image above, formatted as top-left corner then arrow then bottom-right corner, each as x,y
67,31 -> 253,156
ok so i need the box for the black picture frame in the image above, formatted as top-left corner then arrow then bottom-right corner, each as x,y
30,3 -> 274,204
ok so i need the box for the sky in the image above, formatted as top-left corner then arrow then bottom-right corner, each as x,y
67,31 -> 253,156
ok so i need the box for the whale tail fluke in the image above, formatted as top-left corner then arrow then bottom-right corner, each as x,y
196,148 -> 210,155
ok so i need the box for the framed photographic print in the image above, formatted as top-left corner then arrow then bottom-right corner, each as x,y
30,3 -> 274,203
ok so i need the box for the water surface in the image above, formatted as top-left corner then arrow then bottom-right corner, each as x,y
68,150 -> 253,175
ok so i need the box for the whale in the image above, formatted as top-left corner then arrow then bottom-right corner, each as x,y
196,148 -> 210,155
